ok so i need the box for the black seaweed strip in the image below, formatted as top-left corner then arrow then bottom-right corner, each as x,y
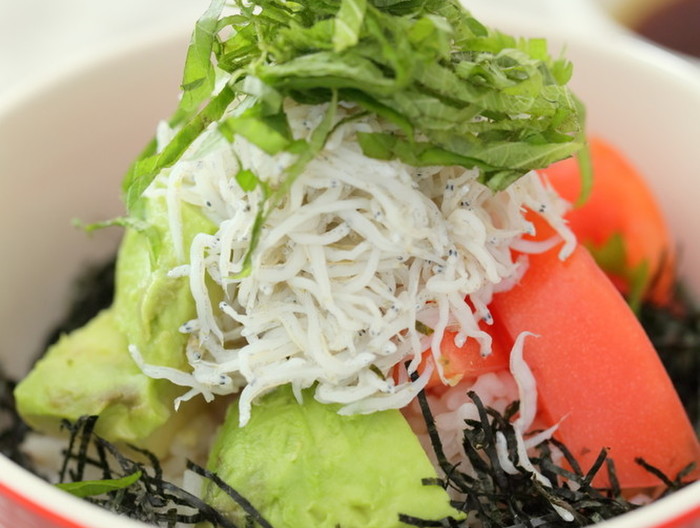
604,458 -> 622,498
89,438 -> 161,518
145,501 -> 198,524
142,480 -> 169,511
503,400 -> 520,422
163,508 -> 177,528
400,513 -> 461,528
156,488 -> 209,510
538,457 -> 609,504
93,439 -> 113,481
58,418 -> 80,483
547,437 -> 584,478
412,372 -> 471,491
500,515 -> 560,528
461,425 -> 492,476
675,461 -> 697,481
421,477 -> 448,488
58,416 -> 101,483
72,415 -> 99,482
468,391 -> 510,492
533,443 -> 558,487
125,444 -> 169,509
634,457 -> 675,488
107,487 -> 129,514
487,407 -> 525,476
157,483 -> 237,528
96,437 -> 140,475
581,448 -> 609,488
535,456 -> 581,487
417,388 -> 665,528
412,372 -> 456,471
40,258 -> 116,359
639,294 -> 700,431
187,460 -> 274,528
0,372 -> 35,473
445,514 -> 462,527
458,421 -> 512,526
397,513 -> 447,527
128,443 -> 164,482
529,477 -> 578,524
661,461 -> 700,498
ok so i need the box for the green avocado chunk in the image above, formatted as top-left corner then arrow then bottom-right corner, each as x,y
15,309 -> 175,446
111,197 -> 217,368
202,387 -> 461,528
15,196 -> 216,450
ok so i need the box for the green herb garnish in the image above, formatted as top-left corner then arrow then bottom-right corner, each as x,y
123,0 -> 587,276
56,471 -> 142,498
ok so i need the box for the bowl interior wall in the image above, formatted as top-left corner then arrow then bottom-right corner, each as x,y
0,34 -> 188,378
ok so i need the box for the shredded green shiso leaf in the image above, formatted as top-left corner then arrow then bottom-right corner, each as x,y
123,0 -> 587,276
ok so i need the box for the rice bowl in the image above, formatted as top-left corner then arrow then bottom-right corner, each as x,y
1,9 -> 699,528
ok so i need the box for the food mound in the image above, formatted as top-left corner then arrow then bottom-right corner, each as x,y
9,1 -> 700,527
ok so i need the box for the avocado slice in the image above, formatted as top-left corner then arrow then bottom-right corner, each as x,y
111,197 -> 217,369
15,195 -> 216,450
14,308 -> 194,452
202,387 -> 461,528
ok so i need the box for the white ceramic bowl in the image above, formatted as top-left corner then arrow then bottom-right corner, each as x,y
0,14 -> 699,528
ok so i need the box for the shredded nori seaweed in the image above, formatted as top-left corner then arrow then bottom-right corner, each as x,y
404,387 -> 696,528
55,415 -> 268,527
41,257 -> 116,354
38,398 -> 696,528
0,367 -> 33,472
639,290 -> 700,433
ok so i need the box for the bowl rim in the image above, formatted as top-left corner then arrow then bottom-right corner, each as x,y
0,16 -> 698,528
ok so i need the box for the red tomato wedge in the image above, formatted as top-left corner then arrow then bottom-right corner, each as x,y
420,321 -> 511,390
489,245 -> 700,489
538,137 -> 675,306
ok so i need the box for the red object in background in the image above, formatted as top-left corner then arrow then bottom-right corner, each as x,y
489,245 -> 700,489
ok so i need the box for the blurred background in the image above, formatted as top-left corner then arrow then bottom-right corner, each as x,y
0,0 -> 698,101
0,0 -> 209,99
